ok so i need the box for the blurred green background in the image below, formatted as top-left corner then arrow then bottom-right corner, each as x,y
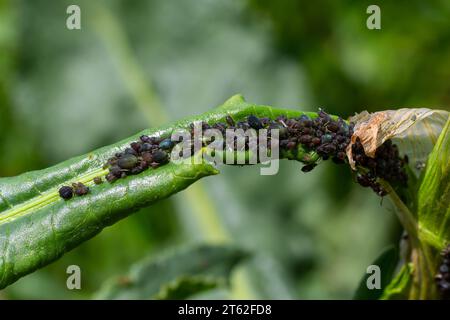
0,0 -> 449,299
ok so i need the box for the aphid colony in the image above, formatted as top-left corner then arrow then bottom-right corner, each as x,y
276,110 -> 351,171
58,111 -> 408,199
351,139 -> 408,196
436,245 -> 450,300
103,135 -> 173,183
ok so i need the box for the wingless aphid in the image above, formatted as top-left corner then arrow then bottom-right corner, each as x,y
72,182 -> 89,196
59,186 -> 73,200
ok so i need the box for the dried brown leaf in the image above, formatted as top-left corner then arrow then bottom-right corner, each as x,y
346,108 -> 449,175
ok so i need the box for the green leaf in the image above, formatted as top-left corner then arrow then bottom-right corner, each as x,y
0,158 -> 218,289
418,116 -> 450,249
94,244 -> 248,299
153,276 -> 219,300
0,95 -> 319,289
353,246 -> 398,300
380,264 -> 414,300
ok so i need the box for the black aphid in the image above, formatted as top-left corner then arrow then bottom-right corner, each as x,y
118,154 -> 138,169
94,176 -> 103,185
110,165 -> 122,178
301,164 -> 316,172
124,147 -> 138,156
436,245 -> 450,300
299,135 -> 312,144
152,150 -> 168,164
59,186 -> 73,200
247,115 -> 263,130
141,152 -> 153,163
159,139 -> 174,150
106,173 -> 118,183
130,142 -> 141,152
226,115 -> 235,127
72,182 -> 89,196
141,143 -> 152,152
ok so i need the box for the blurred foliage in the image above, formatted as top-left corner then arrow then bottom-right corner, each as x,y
0,0 -> 448,299
95,244 -> 247,299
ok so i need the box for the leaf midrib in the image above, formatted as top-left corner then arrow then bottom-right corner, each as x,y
0,167 -> 108,224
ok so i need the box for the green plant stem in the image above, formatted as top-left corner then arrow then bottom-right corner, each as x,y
381,182 -> 438,299
381,182 -> 419,246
